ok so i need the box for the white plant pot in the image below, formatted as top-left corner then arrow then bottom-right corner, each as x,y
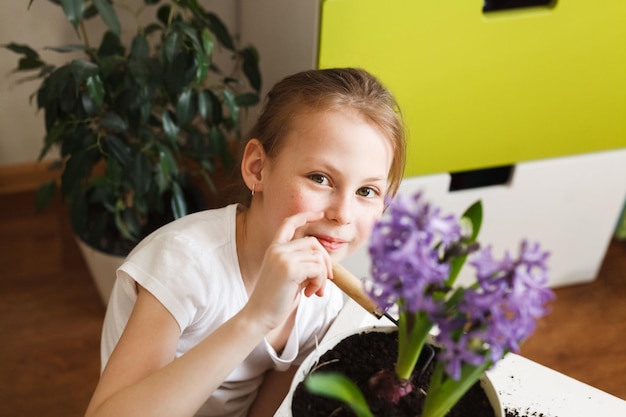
286,325 -> 503,417
75,237 -> 125,306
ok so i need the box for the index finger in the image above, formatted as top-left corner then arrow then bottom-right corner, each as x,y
272,211 -> 324,244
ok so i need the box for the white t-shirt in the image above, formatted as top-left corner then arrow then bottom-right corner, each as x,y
101,204 -> 344,417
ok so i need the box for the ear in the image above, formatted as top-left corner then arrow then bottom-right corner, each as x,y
240,139 -> 266,193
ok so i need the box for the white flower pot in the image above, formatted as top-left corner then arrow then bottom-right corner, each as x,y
286,325 -> 504,417
75,237 -> 124,306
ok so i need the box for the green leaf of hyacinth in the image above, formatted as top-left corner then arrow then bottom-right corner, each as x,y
463,200 -> 483,241
422,359 -> 491,417
305,373 -> 374,417
446,200 -> 483,287
92,0 -> 121,36
60,0 -> 85,33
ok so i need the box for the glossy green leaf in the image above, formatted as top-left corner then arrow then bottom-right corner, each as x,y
114,201 -> 138,241
97,31 -> 124,57
2,42 -> 40,60
105,135 -> 132,166
162,110 -> 180,145
35,180 -> 57,212
170,181 -> 187,219
203,89 -> 222,125
86,74 -> 104,107
131,152 -> 152,195
234,92 -> 260,107
201,29 -> 214,59
17,57 -> 46,71
70,59 -> 99,90
305,373 -> 374,417
205,12 -> 234,50
130,34 -> 150,58
122,206 -> 141,239
195,51 -> 209,85
45,44 -> 89,53
155,144 -> 179,192
163,30 -> 180,64
100,112 -> 127,133
176,89 -> 194,126
81,90 -> 99,116
210,126 -> 233,169
222,89 -> 238,126
60,0 -> 85,33
241,46 -> 261,92
156,4 -> 171,26
197,90 -> 211,121
92,0 -> 120,36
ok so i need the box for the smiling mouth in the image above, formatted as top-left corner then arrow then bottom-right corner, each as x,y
314,236 -> 347,252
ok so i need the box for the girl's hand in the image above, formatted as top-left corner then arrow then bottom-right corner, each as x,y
245,211 -> 332,331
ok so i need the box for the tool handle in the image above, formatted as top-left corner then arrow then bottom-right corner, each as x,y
332,262 -> 383,318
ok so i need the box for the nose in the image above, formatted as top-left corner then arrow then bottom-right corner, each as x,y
326,192 -> 353,225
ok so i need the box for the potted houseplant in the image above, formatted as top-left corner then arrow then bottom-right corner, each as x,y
291,192 -> 555,417
3,0 -> 261,303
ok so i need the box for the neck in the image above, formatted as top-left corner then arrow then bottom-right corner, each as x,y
235,206 -> 266,295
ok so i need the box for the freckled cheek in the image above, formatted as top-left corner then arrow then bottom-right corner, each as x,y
283,190 -> 322,216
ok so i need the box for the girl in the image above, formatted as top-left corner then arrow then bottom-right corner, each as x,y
85,68 -> 406,417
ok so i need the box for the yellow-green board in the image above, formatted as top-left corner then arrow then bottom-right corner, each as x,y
318,0 -> 626,176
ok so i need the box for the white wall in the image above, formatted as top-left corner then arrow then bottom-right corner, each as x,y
0,0 -> 239,167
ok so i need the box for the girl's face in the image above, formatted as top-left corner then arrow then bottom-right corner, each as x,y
259,108 -> 393,261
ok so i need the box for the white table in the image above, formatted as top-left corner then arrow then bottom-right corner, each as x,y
275,299 -> 626,417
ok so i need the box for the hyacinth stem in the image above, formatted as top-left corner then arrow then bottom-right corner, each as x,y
395,311 -> 433,381
421,359 -> 491,417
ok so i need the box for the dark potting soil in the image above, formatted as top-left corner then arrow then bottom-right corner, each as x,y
291,330 -> 496,417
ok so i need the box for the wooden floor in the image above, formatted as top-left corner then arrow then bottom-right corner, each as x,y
0,189 -> 625,417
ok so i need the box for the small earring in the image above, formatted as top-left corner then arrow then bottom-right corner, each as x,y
251,184 -> 255,196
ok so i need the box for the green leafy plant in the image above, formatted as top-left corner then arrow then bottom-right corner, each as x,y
3,0 -> 261,255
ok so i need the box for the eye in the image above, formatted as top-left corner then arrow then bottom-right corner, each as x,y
309,173 -> 329,185
356,187 -> 378,198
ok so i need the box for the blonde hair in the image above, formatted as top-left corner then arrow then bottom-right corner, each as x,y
244,67 -> 406,201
